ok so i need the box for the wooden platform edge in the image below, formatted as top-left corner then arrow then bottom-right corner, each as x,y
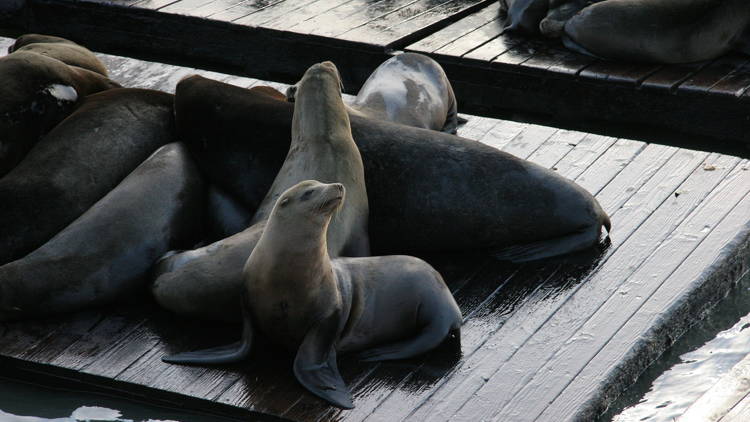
575,224 -> 750,421
0,0 -> 747,152
0,354 -> 288,421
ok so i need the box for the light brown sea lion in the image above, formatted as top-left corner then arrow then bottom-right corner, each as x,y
152,62 -> 370,322
0,143 -> 204,321
9,34 -> 109,76
314,53 -> 460,134
163,181 -> 462,409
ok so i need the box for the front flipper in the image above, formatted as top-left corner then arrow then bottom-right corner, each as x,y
162,300 -> 255,364
293,309 -> 353,409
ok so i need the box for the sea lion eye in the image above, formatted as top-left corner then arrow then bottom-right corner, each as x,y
300,190 -> 314,201
279,197 -> 290,207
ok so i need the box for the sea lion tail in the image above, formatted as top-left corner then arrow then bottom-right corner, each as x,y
162,301 -> 254,365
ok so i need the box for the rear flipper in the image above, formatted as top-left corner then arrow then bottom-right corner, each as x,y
561,33 -> 602,59
358,320 -> 458,362
162,300 -> 254,364
493,224 -> 601,263
294,309 -> 353,409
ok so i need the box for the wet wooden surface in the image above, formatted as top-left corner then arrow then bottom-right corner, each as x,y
1,37 -> 749,421
8,0 -> 749,147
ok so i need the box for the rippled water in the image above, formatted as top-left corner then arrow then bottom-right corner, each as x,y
604,272 -> 750,421
0,375 -> 238,422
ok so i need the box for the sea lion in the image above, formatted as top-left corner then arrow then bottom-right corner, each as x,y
540,0 -> 595,38
289,53 -> 460,134
499,0 -> 550,34
0,50 -> 119,176
152,62 -> 370,322
205,184 -> 253,241
163,181 -> 462,409
0,88 -> 174,265
0,143 -> 204,321
9,34 -> 109,76
563,0 -> 750,63
150,75 -> 610,322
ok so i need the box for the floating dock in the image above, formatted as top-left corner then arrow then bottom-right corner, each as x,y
0,31 -> 748,421
4,0 -> 750,149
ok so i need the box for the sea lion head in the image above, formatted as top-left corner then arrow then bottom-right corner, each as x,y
285,61 -> 344,103
272,180 -> 345,226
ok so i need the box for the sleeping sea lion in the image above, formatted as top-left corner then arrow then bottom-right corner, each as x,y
563,0 -> 750,63
163,181 -> 461,409
0,143 -> 204,321
152,62 -> 370,322
0,51 -> 119,176
148,75 -> 610,322
318,53 -> 460,134
9,34 -> 109,76
0,88 -> 174,265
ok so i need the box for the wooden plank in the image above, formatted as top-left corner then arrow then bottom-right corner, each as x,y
708,60 -> 750,98
131,0 -> 180,10
497,154 -> 743,422
159,0 -> 219,14
339,0 -> 459,44
264,0 -> 353,30
178,0 -> 249,18
407,2 -> 500,53
640,61 -> 708,92
677,56 -> 750,94
289,0 -> 393,37
48,313 -> 146,371
579,61 -> 661,86
433,18 -> 504,58
462,33 -> 516,62
679,351 -> 750,422
209,0 -> 284,22
548,166 -> 750,421
721,391 -> 750,422
408,145 -> 697,420
493,37 -> 549,67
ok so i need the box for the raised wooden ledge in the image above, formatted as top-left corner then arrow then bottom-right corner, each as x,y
1,0 -> 748,151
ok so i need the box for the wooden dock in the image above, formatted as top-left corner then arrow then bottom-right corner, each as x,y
3,0 -> 749,150
0,37 -> 749,421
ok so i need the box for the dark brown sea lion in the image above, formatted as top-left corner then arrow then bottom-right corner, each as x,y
499,0 -> 550,34
0,88 -> 174,265
563,0 -> 750,63
149,75 -> 610,322
163,181 -> 461,409
152,62 -> 370,322
0,50 -> 119,176
0,143 -> 204,321
9,34 -> 109,76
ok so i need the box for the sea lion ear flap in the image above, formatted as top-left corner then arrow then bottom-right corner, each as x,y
293,309 -> 353,409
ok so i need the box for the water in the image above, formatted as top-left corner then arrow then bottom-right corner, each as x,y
0,374 -> 242,422
603,271 -> 750,421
